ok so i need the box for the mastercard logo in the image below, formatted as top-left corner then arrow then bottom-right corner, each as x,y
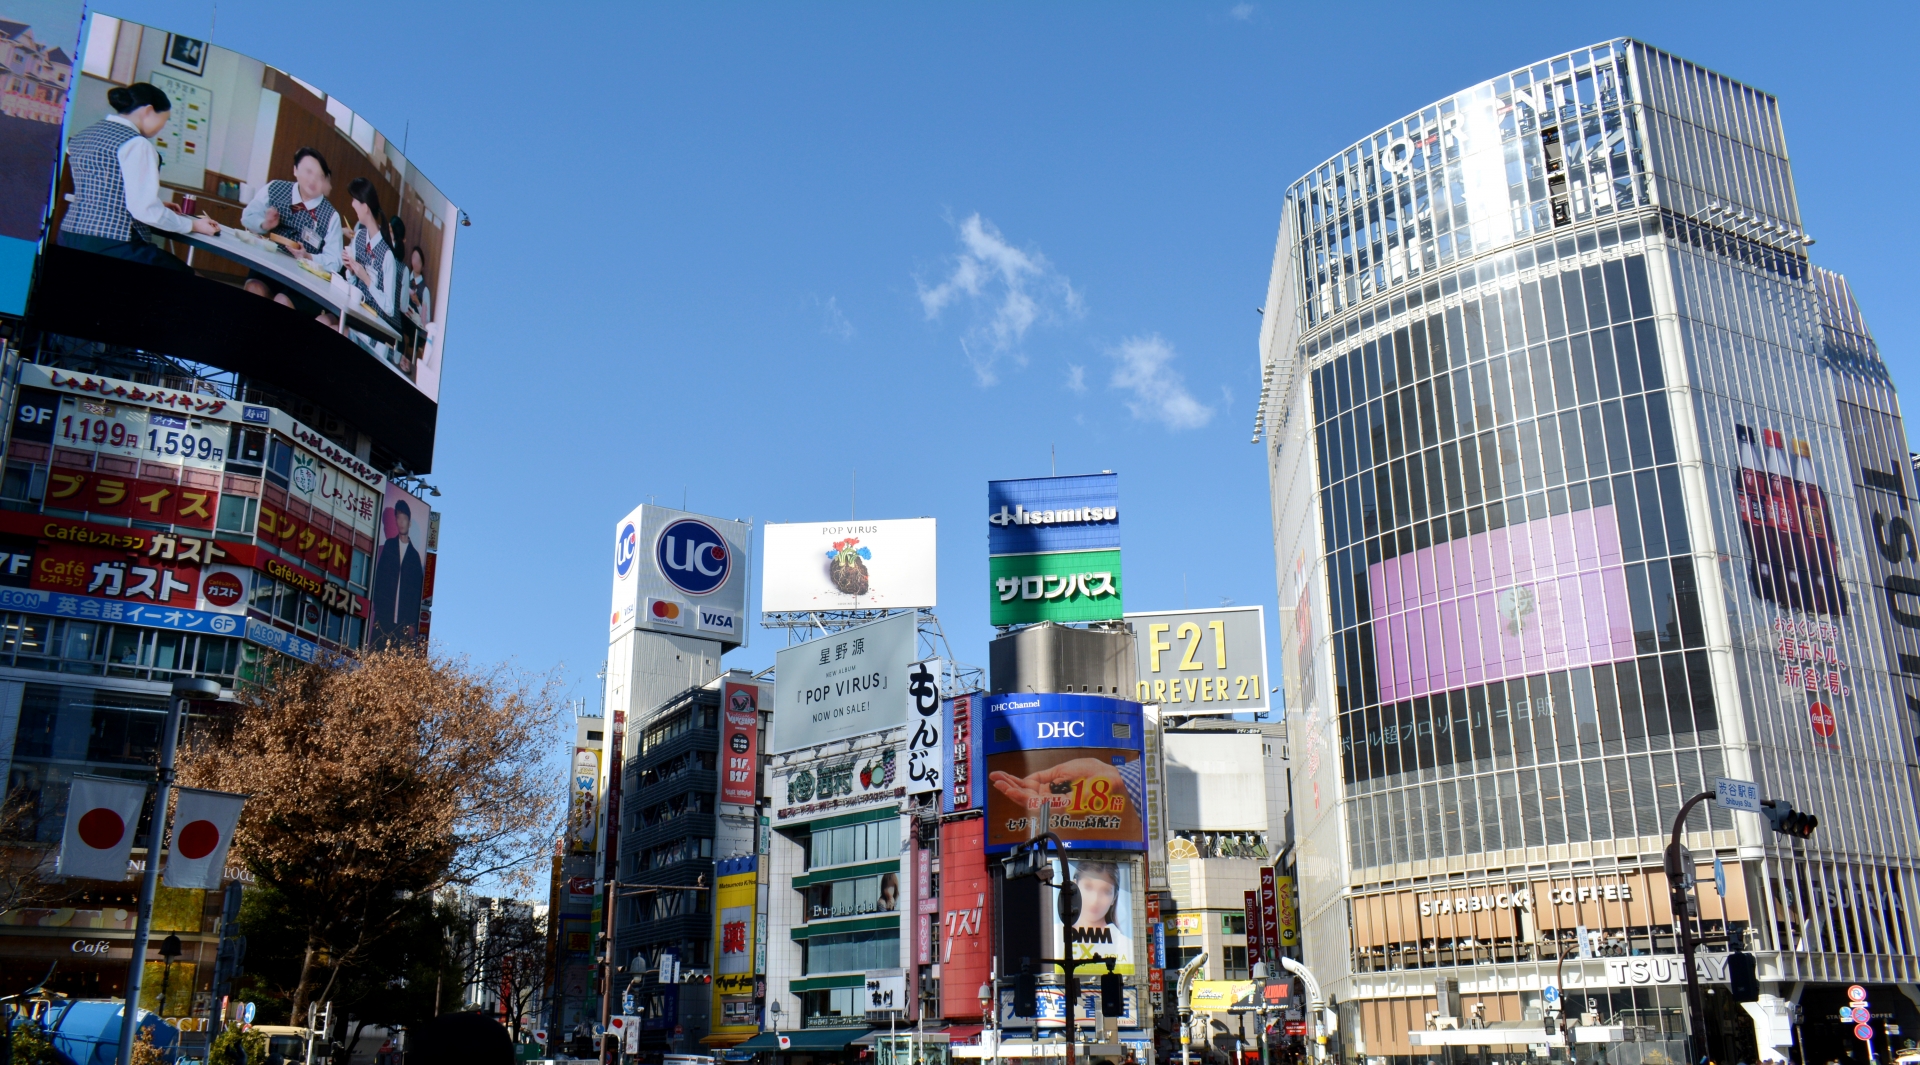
651,600 -> 681,620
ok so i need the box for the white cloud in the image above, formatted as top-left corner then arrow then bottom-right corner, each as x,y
1228,2 -> 1255,20
1107,334 -> 1213,430
1066,364 -> 1087,393
816,295 -> 855,341
918,214 -> 1081,385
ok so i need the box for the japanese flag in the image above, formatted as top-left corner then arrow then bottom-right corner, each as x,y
163,787 -> 246,890
58,775 -> 148,881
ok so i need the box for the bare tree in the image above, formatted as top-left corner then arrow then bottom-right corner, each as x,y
0,789 -> 77,924
180,646 -> 563,1020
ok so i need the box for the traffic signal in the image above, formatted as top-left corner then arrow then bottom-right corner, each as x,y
1761,799 -> 1818,839
1014,968 -> 1038,1018
1101,973 -> 1125,1017
1726,950 -> 1759,1002
1058,880 -> 1082,927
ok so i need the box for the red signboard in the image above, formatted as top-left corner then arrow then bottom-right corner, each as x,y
0,510 -> 364,620
938,819 -> 992,1021
1244,890 -> 1263,968
1259,867 -> 1280,957
45,468 -> 218,528
1284,1021 -> 1307,1037
720,681 -> 761,806
1809,701 -> 1837,739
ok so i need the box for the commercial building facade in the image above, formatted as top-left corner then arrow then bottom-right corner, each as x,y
1256,39 -> 1920,1065
0,8 -> 460,1052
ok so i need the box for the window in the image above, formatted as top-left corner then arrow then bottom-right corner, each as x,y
806,819 -> 893,870
1224,946 -> 1250,979
803,929 -> 900,975
641,702 -> 718,755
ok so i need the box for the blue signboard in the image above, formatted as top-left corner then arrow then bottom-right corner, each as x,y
245,617 -> 322,662
986,473 -> 1120,556
982,693 -> 1146,852
0,587 -> 241,635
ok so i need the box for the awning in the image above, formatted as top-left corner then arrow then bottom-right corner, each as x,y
734,1029 -> 874,1052
851,1032 -> 954,1046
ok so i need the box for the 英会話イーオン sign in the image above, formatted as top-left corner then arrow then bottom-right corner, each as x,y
986,473 -> 1121,626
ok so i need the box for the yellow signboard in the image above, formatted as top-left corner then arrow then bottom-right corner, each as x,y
1188,980 -> 1257,1012
1276,875 -> 1299,948
709,866 -> 759,1039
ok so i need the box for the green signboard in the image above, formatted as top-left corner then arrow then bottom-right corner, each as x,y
988,549 -> 1123,626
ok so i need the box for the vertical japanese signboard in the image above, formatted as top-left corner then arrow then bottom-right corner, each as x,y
942,694 -> 978,814
1259,867 -> 1280,954
1275,874 -> 1299,949
720,681 -> 760,807
1244,890 -> 1263,969
987,473 -> 1122,626
710,856 -> 759,1041
906,658 -> 943,796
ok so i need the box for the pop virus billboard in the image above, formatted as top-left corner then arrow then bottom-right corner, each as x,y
761,518 -> 937,612
608,504 -> 750,649
986,473 -> 1122,627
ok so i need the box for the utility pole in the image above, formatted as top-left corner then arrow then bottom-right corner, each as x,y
117,677 -> 220,1065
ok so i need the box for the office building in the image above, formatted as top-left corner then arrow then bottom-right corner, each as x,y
1255,39 -> 1920,1065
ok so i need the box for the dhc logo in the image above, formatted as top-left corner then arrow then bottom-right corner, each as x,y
657,519 -> 730,595
1036,721 -> 1085,739
614,523 -> 638,578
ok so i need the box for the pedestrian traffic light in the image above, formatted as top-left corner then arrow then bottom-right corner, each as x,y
1760,799 -> 1817,839
1101,973 -> 1124,1017
1014,965 -> 1038,1018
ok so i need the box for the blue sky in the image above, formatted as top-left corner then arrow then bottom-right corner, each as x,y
93,1 -> 1920,713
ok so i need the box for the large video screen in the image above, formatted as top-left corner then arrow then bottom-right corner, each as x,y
47,14 -> 455,407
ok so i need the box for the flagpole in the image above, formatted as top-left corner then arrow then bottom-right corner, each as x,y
117,677 -> 221,1065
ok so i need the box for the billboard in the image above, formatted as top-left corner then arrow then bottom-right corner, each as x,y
710,856 -> 758,1042
1127,605 -> 1271,714
982,693 -> 1146,853
987,474 -> 1122,626
1367,502 -> 1636,703
1049,858 -> 1136,974
1163,730 -> 1267,832
768,612 -> 917,753
761,519 -> 937,612
720,681 -> 761,807
0,0 -> 85,312
607,504 -> 751,650
566,745 -> 600,855
5,365 -> 393,652
15,14 -> 460,469
770,732 -> 909,826
370,482 -> 429,645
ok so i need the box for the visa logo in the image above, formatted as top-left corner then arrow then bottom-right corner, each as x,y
698,609 -> 737,633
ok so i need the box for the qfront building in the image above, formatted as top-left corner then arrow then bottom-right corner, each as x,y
1256,39 -> 1920,1065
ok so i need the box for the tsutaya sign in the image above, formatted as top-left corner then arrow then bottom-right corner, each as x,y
1418,886 -> 1533,916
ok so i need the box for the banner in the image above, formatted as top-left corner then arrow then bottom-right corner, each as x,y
567,746 -> 600,854
164,787 -> 245,889
1275,874 -> 1299,948
58,774 -> 147,881
1259,867 -> 1279,953
710,858 -> 758,1041
720,681 -> 760,807
370,482 -> 429,645
1244,890 -> 1263,969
